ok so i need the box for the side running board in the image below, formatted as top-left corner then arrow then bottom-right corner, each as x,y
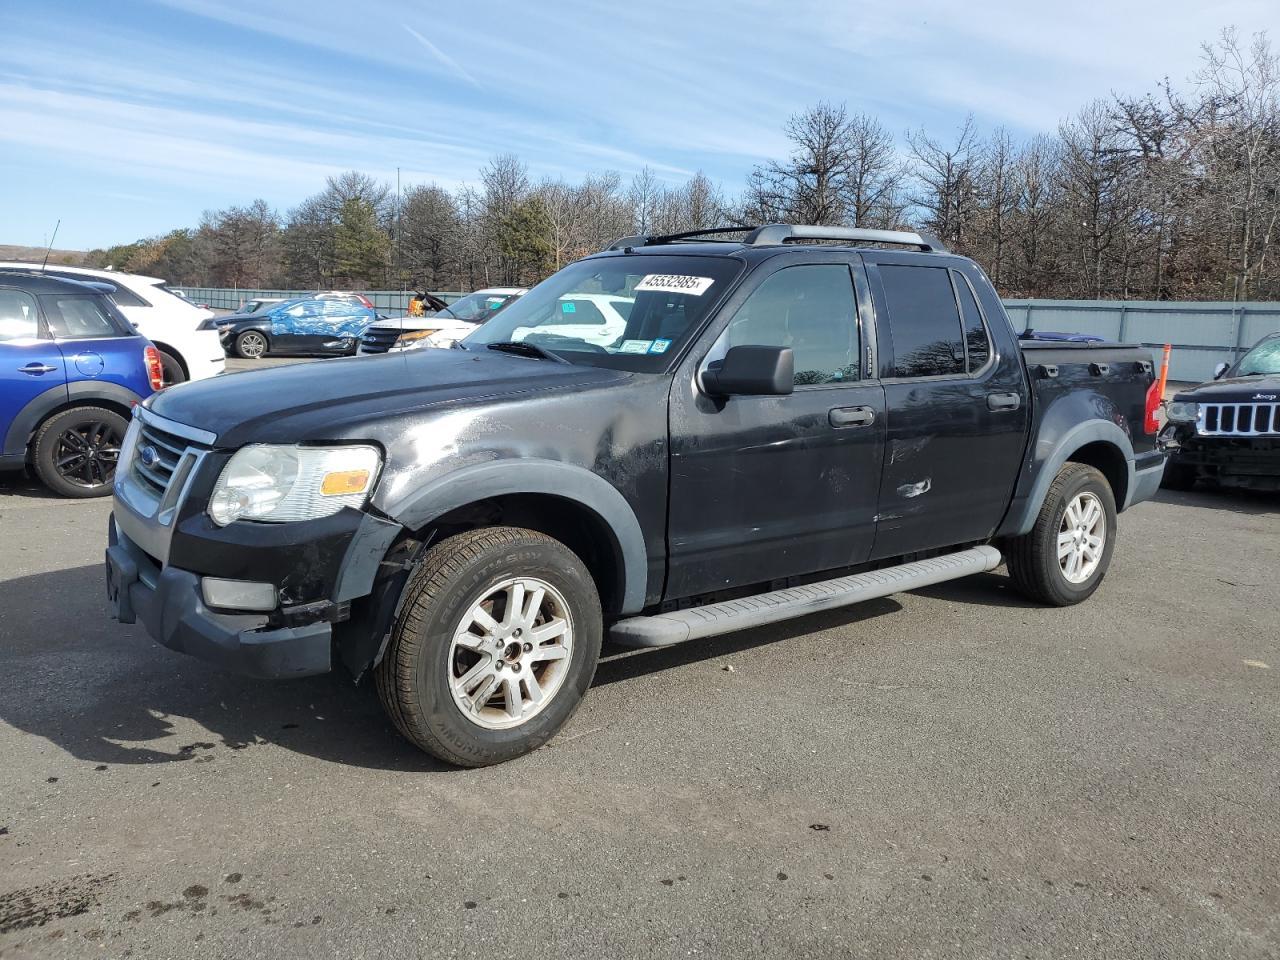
610,546 -> 1002,648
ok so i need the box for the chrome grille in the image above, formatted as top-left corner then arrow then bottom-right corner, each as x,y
131,420 -> 195,498
1198,402 -> 1280,437
360,327 -> 401,354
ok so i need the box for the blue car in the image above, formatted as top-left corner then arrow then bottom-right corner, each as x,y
217,294 -> 378,359
1,271 -> 161,497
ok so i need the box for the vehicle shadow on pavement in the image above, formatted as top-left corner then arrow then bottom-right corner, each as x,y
1153,487 -> 1279,516
594,597 -> 904,685
0,563 -> 455,773
911,571 -> 1040,609
0,471 -> 56,500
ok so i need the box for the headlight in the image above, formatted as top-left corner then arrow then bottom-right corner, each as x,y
1166,401 -> 1199,423
393,329 -> 440,348
208,444 -> 381,526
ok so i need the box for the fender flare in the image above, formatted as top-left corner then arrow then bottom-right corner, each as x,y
383,459 -> 649,614
3,380 -> 143,460
1006,419 -> 1135,537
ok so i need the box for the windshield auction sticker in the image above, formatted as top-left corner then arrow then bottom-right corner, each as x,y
635,274 -> 715,296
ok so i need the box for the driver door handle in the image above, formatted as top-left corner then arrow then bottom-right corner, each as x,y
829,405 -> 876,428
19,362 -> 58,375
987,392 -> 1021,412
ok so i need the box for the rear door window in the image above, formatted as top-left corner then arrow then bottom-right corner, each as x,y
39,295 -> 132,339
0,289 -> 40,341
878,265 -> 965,379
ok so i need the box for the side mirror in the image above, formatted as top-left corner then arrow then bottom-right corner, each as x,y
1213,361 -> 1230,380
702,345 -> 794,397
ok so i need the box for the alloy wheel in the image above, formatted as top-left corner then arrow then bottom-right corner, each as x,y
54,420 -> 122,488
1058,492 -> 1106,584
447,577 -> 574,730
238,332 -> 267,358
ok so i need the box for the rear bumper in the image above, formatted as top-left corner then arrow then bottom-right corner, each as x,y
106,520 -> 332,678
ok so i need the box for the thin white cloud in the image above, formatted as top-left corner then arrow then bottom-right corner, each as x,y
402,24 -> 479,88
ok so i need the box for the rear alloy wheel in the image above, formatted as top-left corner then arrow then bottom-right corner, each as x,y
1005,462 -> 1117,606
32,406 -> 128,498
235,330 -> 268,359
376,526 -> 602,767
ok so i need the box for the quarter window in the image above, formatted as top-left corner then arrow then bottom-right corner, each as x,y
0,289 -> 40,341
720,264 -> 860,385
40,295 -> 124,339
953,272 -> 991,372
879,265 -> 965,379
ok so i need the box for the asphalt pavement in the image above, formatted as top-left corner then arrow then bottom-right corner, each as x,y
1,463 -> 1278,958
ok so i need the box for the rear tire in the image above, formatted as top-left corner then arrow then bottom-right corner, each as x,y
375,526 -> 602,767
235,330 -> 269,359
1005,462 -> 1117,607
31,406 -> 128,498
157,349 -> 187,386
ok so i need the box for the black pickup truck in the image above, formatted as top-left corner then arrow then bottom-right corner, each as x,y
105,225 -> 1166,767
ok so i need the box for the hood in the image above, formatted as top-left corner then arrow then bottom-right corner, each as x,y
1174,373 -> 1280,403
149,347 -> 630,445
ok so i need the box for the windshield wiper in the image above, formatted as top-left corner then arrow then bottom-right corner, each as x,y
486,341 -> 569,363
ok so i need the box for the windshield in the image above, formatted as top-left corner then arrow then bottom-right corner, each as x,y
440,292 -> 517,323
1234,337 -> 1280,377
463,256 -> 743,370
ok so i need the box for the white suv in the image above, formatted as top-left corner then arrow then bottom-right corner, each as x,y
0,263 -> 226,386
359,288 -> 527,354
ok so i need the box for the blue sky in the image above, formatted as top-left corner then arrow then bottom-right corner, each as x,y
1,0 -> 1276,250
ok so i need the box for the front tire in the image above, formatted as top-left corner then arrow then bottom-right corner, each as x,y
375,527 -> 602,767
31,406 -> 128,498
1005,462 -> 1117,606
235,330 -> 269,359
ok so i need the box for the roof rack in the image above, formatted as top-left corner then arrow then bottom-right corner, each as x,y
603,223 -> 947,254
745,224 -> 946,252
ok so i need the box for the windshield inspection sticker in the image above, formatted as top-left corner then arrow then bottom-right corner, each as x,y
635,274 -> 715,296
619,340 -> 653,354
560,301 -> 577,313
649,338 -> 672,354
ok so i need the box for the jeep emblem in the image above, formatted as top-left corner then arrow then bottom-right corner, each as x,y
1253,393 -> 1277,401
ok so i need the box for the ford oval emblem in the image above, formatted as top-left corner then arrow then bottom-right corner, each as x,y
139,445 -> 160,468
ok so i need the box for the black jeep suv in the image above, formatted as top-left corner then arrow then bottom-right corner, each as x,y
105,225 -> 1165,767
1161,332 -> 1280,491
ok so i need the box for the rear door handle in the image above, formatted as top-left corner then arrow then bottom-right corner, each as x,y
829,405 -> 876,428
987,392 -> 1021,412
19,363 -> 58,375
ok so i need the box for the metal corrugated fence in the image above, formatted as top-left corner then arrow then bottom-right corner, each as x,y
185,288 -> 1280,384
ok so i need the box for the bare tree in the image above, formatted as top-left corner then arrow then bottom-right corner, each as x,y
744,102 -> 891,225
907,115 -> 982,246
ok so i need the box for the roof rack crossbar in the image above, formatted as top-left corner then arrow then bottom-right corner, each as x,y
745,224 -> 947,252
604,226 -> 754,252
